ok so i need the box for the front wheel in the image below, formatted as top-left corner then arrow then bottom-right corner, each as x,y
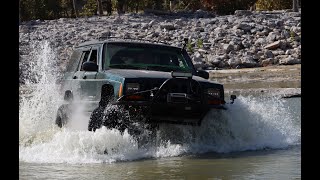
88,106 -> 105,131
89,104 -> 158,147
88,105 -> 127,132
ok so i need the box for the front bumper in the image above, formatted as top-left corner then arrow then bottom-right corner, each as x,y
112,77 -> 226,126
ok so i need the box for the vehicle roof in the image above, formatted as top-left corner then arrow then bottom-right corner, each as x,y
75,38 -> 181,49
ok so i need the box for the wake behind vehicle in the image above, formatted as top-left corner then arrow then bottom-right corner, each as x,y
56,37 -> 236,136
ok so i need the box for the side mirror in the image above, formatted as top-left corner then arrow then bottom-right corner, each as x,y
196,70 -> 209,79
82,61 -> 98,72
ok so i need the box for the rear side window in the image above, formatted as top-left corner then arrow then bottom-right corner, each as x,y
78,50 -> 91,71
76,47 -> 99,71
65,49 -> 82,72
88,49 -> 98,64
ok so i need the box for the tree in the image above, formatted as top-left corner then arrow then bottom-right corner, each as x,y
292,0 -> 298,12
117,0 -> 125,14
97,0 -> 104,15
19,0 -> 21,24
202,0 -> 259,14
73,0 -> 79,17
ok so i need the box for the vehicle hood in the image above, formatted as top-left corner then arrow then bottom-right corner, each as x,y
104,69 -> 221,84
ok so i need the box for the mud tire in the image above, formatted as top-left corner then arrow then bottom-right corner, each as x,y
55,104 -> 71,128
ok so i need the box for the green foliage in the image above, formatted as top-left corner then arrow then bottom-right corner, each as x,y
188,0 -> 204,10
21,0 -> 292,21
187,40 -> 194,53
161,0 -> 202,11
197,39 -> 203,48
20,0 -> 73,21
124,0 -> 141,12
290,30 -> 296,42
202,0 -> 258,14
143,0 -> 165,9
20,0 -> 98,21
81,0 -> 97,16
255,0 -> 292,10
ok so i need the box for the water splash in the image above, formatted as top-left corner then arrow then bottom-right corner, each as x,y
19,41 -> 62,146
19,96 -> 300,163
189,95 -> 300,153
19,42 -> 300,163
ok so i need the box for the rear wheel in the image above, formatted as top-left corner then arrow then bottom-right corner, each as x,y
55,104 -> 71,128
103,105 -> 130,133
56,90 -> 74,128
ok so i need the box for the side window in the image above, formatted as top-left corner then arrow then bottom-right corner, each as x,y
78,48 -> 99,71
88,49 -> 98,64
78,50 -> 90,71
66,49 -> 82,72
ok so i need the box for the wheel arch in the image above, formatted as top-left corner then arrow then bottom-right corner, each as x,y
99,83 -> 116,103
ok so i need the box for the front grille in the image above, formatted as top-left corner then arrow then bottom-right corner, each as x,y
138,79 -> 166,91
153,78 -> 202,103
124,78 -> 204,103
163,78 -> 201,94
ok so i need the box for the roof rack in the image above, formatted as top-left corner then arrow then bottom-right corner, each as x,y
98,35 -> 170,45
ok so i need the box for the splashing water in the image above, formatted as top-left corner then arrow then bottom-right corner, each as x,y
187,95 -> 301,153
19,42 -> 300,164
19,41 -> 62,146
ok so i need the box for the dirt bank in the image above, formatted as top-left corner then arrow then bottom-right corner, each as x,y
209,64 -> 301,97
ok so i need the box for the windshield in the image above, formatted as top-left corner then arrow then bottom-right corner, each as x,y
103,43 -> 193,72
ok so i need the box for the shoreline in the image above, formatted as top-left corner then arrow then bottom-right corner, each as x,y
209,64 -> 300,88
210,64 -> 301,97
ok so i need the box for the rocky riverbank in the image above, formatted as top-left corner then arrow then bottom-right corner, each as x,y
19,9 -> 301,84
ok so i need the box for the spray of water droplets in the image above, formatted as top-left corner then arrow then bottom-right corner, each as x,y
19,41 -> 300,164
19,41 -> 62,146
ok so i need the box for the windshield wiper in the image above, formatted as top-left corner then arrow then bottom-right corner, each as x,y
109,64 -> 141,70
144,65 -> 188,72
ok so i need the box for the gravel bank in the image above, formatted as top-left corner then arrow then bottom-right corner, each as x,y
19,9 -> 301,84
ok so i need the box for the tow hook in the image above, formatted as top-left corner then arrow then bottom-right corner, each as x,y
230,95 -> 236,104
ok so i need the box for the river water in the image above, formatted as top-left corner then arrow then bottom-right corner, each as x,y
19,42 -> 301,179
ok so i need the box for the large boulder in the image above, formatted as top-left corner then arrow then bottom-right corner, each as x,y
264,41 -> 282,50
279,56 -> 301,65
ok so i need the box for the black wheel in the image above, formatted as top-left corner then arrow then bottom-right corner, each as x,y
89,84 -> 116,131
55,104 -> 71,128
103,105 -> 130,133
88,106 -> 105,131
103,105 -> 154,145
56,90 -> 74,128
88,105 -> 129,133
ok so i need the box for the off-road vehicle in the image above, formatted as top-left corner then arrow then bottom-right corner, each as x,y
55,37 -> 236,136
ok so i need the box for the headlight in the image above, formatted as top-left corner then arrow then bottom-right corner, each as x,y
207,88 -> 220,98
126,83 -> 140,94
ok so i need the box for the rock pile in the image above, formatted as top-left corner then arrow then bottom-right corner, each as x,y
19,9 -> 301,83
